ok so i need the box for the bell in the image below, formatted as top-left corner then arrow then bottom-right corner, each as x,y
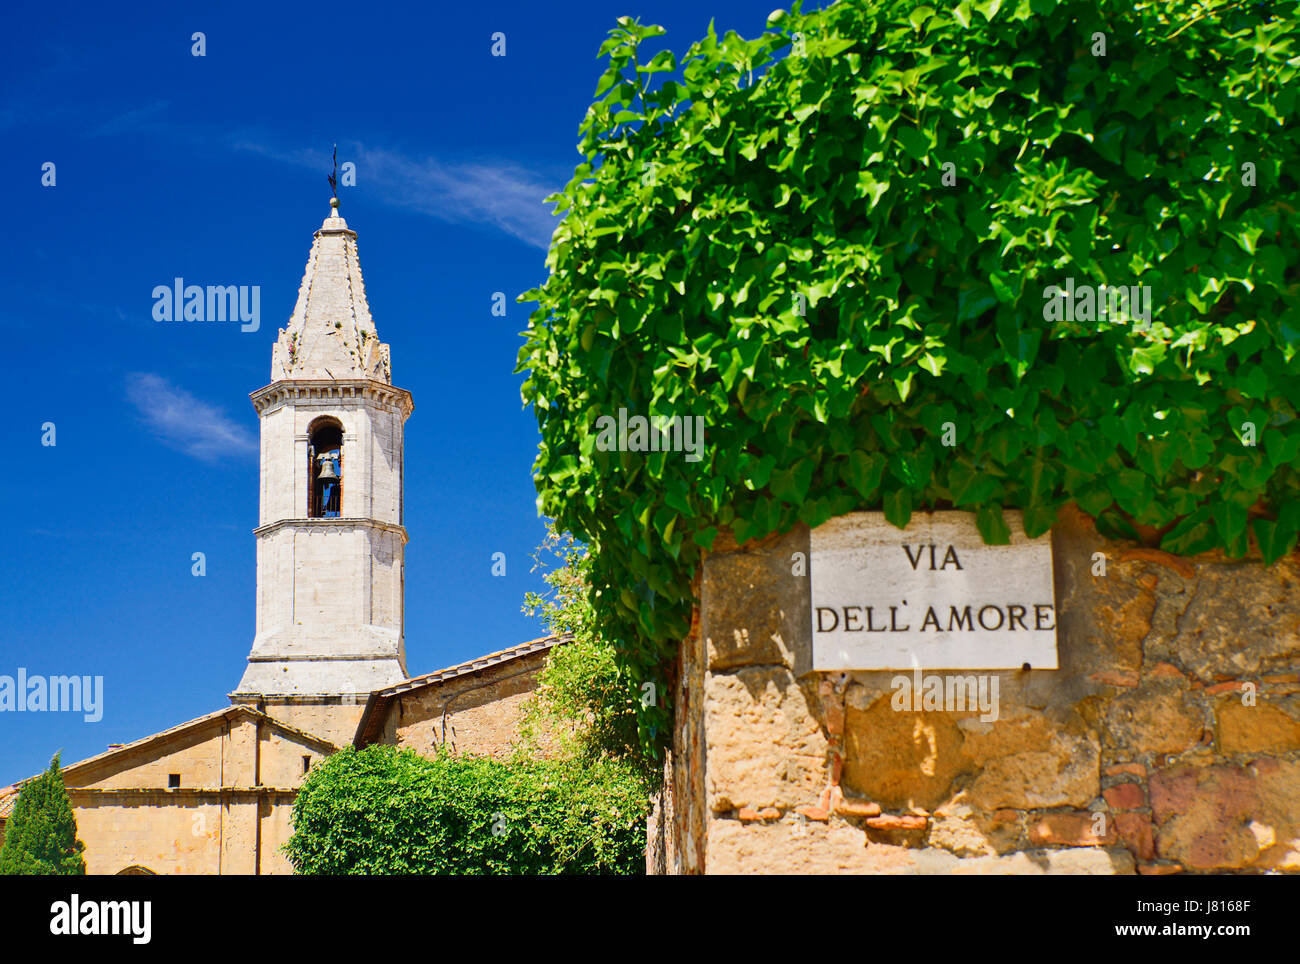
317,460 -> 340,482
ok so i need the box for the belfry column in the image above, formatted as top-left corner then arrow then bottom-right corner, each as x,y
231,197 -> 413,745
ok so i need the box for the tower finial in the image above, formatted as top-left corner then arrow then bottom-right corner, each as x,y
327,143 -> 339,213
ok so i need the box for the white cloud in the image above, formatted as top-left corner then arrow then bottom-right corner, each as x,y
88,100 -> 170,138
126,373 -> 257,463
233,140 -> 563,250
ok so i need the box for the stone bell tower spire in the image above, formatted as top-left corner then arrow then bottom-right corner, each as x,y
231,196 -> 413,745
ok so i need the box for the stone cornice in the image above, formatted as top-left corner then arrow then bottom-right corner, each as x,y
249,379 -> 413,417
242,654 -> 399,663
253,517 -> 408,541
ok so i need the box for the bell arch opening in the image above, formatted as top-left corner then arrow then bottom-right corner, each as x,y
307,416 -> 344,518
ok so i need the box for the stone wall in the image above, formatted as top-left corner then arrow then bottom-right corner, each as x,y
377,651 -> 566,760
663,505 -> 1300,874
42,708 -> 331,875
254,696 -> 366,751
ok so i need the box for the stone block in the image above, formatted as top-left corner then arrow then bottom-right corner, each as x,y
841,691 -> 968,811
704,667 -> 828,811
1102,681 -> 1203,756
1150,759 -> 1300,870
702,526 -> 810,672
1216,700 -> 1300,755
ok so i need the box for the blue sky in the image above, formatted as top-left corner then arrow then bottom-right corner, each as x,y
0,0 -> 783,784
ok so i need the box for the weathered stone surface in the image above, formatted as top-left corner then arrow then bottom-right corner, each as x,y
703,526 -> 809,672
927,795 -> 1011,856
1103,681 -> 1203,756
841,691 -> 968,810
704,667 -> 828,811
1104,762 -> 1147,779
942,847 -> 1134,875
1249,758 -> 1300,871
1151,760 -> 1300,870
1206,680 -> 1251,696
963,710 -> 1100,810
705,819 -> 881,874
381,647 -> 565,760
833,794 -> 882,818
706,818 -> 1134,873
1049,506 -> 1147,681
1115,812 -> 1156,861
1216,700 -> 1300,755
1103,782 -> 1145,810
1165,557 -> 1300,681
1029,813 -> 1117,846
864,814 -> 928,831
1137,862 -> 1184,875
674,504 -> 1300,874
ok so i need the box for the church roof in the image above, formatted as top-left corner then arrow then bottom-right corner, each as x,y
269,198 -> 392,383
352,632 -> 573,747
0,705 -> 340,803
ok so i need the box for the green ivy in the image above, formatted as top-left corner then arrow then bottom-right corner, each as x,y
284,746 -> 648,874
521,525 -> 660,787
517,0 -> 1300,757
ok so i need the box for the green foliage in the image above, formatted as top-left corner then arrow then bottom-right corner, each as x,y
517,0 -> 1300,753
284,745 -> 648,875
0,754 -> 87,875
522,526 -> 659,787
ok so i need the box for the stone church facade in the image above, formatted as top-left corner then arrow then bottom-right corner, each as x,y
0,201 -> 561,874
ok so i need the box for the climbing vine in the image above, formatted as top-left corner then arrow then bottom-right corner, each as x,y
517,0 -> 1300,755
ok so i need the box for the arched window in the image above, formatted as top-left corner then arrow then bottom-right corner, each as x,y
117,865 -> 157,875
308,418 -> 344,518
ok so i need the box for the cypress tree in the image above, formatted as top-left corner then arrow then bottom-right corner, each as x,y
0,753 -> 87,875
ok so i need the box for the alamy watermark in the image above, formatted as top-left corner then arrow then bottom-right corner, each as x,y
0,669 -> 103,722
152,278 -> 260,332
1042,278 -> 1152,330
50,895 -> 150,944
891,665 -> 1000,723
594,408 -> 705,462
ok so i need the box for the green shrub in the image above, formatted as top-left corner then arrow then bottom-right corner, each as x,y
284,745 -> 647,874
522,526 -> 658,785
0,754 -> 86,875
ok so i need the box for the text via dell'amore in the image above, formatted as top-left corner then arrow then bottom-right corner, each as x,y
810,512 -> 1058,671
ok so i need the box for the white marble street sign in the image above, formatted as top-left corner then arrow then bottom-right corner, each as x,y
810,511 -> 1057,670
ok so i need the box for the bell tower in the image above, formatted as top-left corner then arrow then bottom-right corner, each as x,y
231,197 -> 412,745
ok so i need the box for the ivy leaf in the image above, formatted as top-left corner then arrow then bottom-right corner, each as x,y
896,126 -> 930,161
1022,501 -> 1058,538
948,460 -> 999,507
849,450 -> 887,498
975,504 -> 1011,544
770,458 -> 815,505
1161,508 -> 1218,556
990,271 -> 1019,305
1253,514 -> 1299,566
1210,502 -> 1249,558
882,488 -> 913,529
